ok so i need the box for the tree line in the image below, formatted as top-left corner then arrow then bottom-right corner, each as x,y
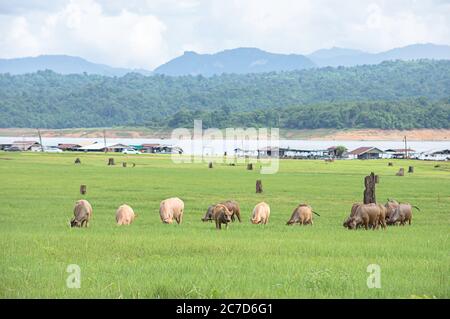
0,59 -> 449,129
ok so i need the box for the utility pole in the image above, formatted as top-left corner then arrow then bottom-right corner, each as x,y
103,129 -> 107,153
37,128 -> 44,152
404,136 -> 408,159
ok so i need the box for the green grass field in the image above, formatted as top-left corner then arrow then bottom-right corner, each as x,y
0,152 -> 449,298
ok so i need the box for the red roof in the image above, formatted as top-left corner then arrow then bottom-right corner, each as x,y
58,143 -> 80,149
349,147 -> 377,155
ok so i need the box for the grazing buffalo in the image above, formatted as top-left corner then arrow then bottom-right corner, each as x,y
251,202 -> 270,224
212,204 -> 233,230
343,203 -> 362,228
159,197 -> 184,224
384,199 -> 400,220
286,204 -> 318,226
116,204 -> 136,225
347,203 -> 386,230
202,200 -> 241,223
221,200 -> 241,222
201,205 -> 214,222
70,199 -> 92,227
387,203 -> 420,226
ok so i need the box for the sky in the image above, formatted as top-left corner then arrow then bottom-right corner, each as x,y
0,0 -> 449,69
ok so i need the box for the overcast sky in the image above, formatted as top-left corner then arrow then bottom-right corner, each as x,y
1,0 -> 449,69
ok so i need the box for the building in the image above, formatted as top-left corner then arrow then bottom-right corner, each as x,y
141,143 -> 162,153
57,143 -> 83,151
347,147 -> 384,159
141,144 -> 183,154
418,149 -> 450,161
384,148 -> 416,159
0,143 -> 12,150
77,142 -> 130,152
11,141 -> 42,151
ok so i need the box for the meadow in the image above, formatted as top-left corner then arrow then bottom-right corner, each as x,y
0,152 -> 449,298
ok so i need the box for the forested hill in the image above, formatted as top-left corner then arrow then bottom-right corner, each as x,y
0,60 -> 449,129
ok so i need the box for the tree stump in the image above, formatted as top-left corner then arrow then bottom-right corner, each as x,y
388,162 -> 393,166
108,158 -> 115,166
247,163 -> 253,170
80,185 -> 87,195
74,158 -> 81,164
363,172 -> 378,204
256,180 -> 263,193
396,168 -> 404,176
208,162 -> 213,168
408,166 -> 414,173
122,162 -> 127,168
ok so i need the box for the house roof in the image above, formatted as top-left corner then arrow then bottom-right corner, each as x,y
58,143 -> 81,148
12,141 -> 39,144
348,147 -> 383,155
385,148 -> 416,153
78,143 -> 129,150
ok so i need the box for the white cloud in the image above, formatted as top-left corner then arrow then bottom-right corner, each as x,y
0,0 -> 449,69
0,0 -> 168,69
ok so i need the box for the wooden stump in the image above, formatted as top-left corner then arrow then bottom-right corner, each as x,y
375,175 -> 380,184
247,163 -> 253,170
396,168 -> 404,176
108,158 -> 115,166
256,180 -> 263,193
122,162 -> 127,168
80,185 -> 87,195
388,162 -> 393,166
408,166 -> 414,173
208,162 -> 213,169
74,158 -> 81,164
363,172 -> 378,204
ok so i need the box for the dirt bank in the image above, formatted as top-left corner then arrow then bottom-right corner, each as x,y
0,128 -> 448,141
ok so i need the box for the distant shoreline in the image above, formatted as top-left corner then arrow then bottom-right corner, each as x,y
0,127 -> 448,141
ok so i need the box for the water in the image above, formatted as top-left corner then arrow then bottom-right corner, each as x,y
1,136 -> 449,154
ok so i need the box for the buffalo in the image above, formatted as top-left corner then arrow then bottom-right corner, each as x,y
159,197 -> 184,224
70,199 -> 92,227
251,202 -> 270,224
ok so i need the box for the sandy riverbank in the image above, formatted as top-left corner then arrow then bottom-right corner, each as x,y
0,127 -> 448,141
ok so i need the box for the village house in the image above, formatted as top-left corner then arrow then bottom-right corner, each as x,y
383,148 -> 417,159
10,141 -> 42,151
347,147 -> 384,159
77,142 -> 130,152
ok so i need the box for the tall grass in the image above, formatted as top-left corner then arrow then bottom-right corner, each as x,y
0,152 -> 448,298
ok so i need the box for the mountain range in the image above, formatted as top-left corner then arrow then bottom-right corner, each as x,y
1,43 -> 450,76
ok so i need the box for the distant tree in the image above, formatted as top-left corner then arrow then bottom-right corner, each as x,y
335,146 -> 348,158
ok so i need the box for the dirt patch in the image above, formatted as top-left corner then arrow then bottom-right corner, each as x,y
1,128 -> 449,141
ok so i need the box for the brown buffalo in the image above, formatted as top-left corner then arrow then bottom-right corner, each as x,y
70,199 -> 92,227
387,203 -> 420,225
202,200 -> 241,223
201,205 -> 214,222
116,204 -> 136,225
159,197 -> 184,224
251,202 -> 270,224
221,200 -> 241,222
343,203 -> 362,228
212,204 -> 233,230
348,203 -> 385,230
384,199 -> 399,220
286,204 -> 318,226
